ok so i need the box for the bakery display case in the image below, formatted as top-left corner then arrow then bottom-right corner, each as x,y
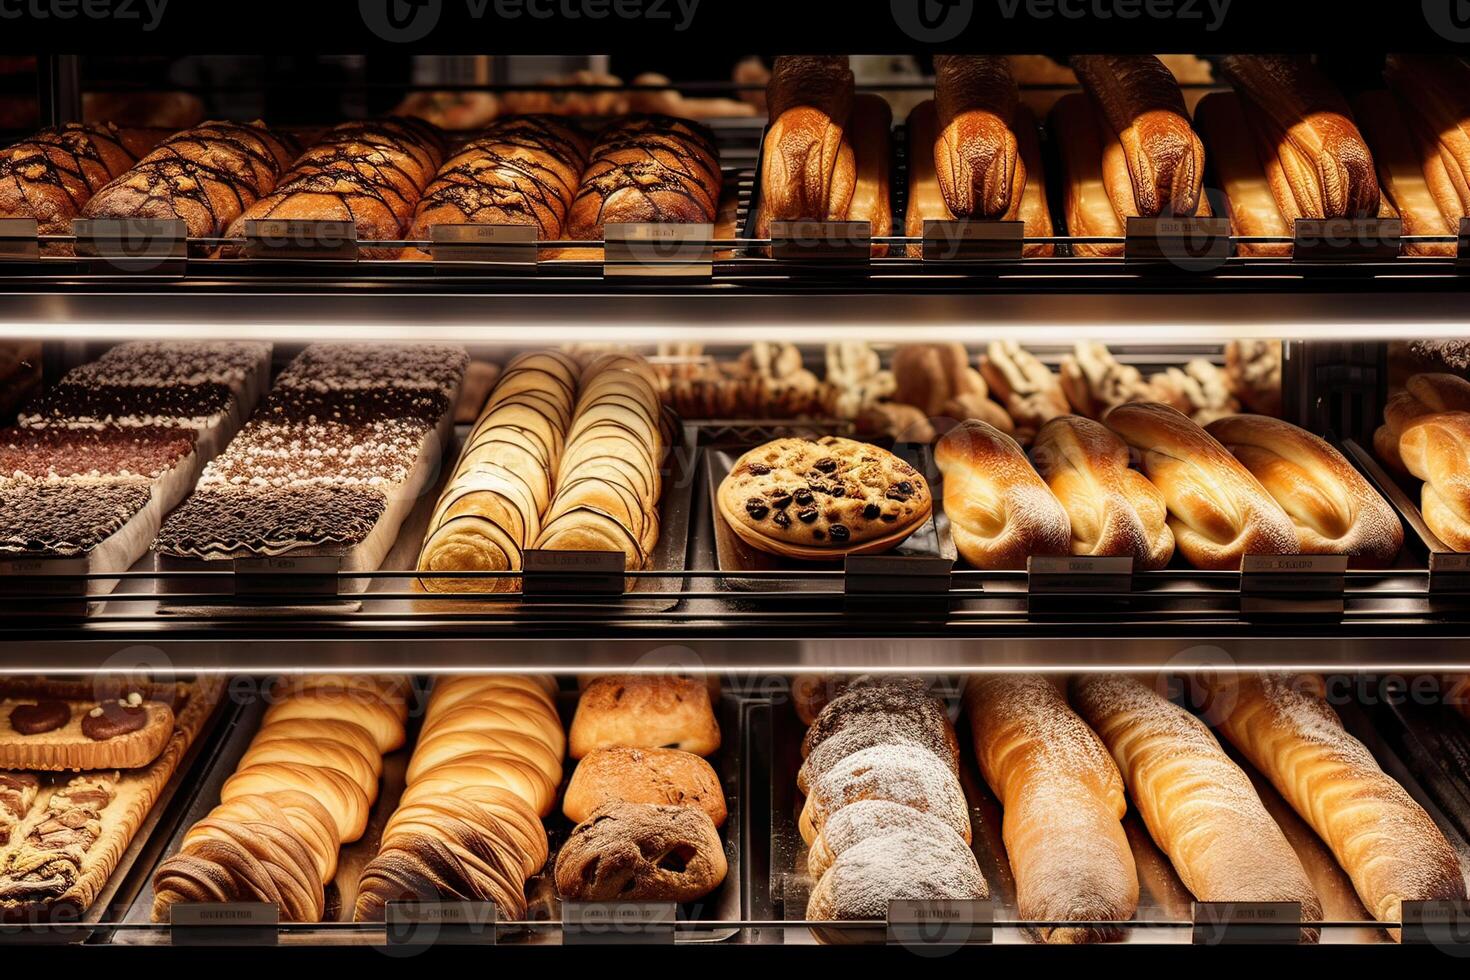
5,0 -> 1470,961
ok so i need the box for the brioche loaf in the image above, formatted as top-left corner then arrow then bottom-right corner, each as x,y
758,56 -> 855,236
933,54 -> 1023,220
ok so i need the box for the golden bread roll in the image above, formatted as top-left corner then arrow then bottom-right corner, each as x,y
406,728 -> 563,787
1105,402 -> 1298,569
964,674 -> 1138,943
1202,673 -> 1467,937
1071,675 -> 1323,941
569,675 -> 720,759
249,718 -> 382,777
1400,412 -> 1470,551
934,419 -> 1071,569
402,756 -> 559,818
563,745 -> 726,826
933,54 -> 1023,220
417,699 -> 565,757
1375,373 -> 1470,474
261,689 -> 405,753
892,343 -> 986,418
758,55 -> 856,236
424,675 -> 558,720
1207,414 -> 1403,565
1032,415 -> 1175,569
235,738 -> 379,803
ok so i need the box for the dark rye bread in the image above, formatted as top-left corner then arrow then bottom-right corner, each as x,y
565,114 -> 720,241
0,123 -> 160,249
225,118 -> 445,258
408,116 -> 590,252
81,121 -> 297,241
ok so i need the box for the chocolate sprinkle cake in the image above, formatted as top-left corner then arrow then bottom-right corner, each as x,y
260,385 -> 449,427
0,483 -> 151,556
20,382 -> 235,429
198,418 -> 425,489
153,486 -> 389,559
0,425 -> 196,482
273,343 -> 469,398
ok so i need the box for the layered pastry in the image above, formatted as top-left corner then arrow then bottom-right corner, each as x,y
154,344 -> 467,576
0,678 -> 219,920
717,436 -> 932,560
152,675 -> 405,923
353,674 -> 560,922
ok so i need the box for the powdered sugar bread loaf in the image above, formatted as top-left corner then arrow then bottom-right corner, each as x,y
964,674 -> 1138,943
799,743 -> 971,847
1207,414 -> 1402,565
935,419 -> 1071,569
807,798 -> 969,879
1071,674 -> 1323,941
1032,415 -> 1174,569
1201,672 -> 1467,938
1105,402 -> 1298,570
806,829 -> 987,924
801,684 -> 957,763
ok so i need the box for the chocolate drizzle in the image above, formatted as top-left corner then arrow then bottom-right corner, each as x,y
0,123 -> 142,240
567,114 -> 721,239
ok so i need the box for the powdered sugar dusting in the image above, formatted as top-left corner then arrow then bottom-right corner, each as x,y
808,744 -> 971,844
806,831 -> 988,920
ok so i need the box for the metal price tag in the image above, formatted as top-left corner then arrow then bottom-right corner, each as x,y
771,220 -> 871,262
1293,217 -> 1402,261
1028,556 -> 1133,594
604,222 -> 712,279
844,555 -> 953,596
170,902 -> 278,946
0,556 -> 88,617
562,902 -> 675,945
242,219 -> 358,260
1240,554 -> 1346,616
233,555 -> 341,598
887,899 -> 993,946
73,217 -> 186,272
1431,552 -> 1470,594
0,217 -> 40,260
921,220 -> 1023,261
386,901 -> 497,946
1192,901 -> 1301,945
430,223 -> 537,267
1402,900 -> 1470,945
1458,217 -> 1470,263
1125,215 -> 1231,266
522,549 -> 625,596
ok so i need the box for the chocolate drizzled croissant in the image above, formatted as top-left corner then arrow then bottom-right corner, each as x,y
81,120 -> 299,241
565,114 -> 720,240
354,823 -> 532,922
151,818 -> 324,922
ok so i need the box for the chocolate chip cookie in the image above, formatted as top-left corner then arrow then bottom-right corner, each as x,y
717,437 -> 931,559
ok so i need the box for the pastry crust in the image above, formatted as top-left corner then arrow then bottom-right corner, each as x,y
0,698 -> 174,772
717,436 -> 931,558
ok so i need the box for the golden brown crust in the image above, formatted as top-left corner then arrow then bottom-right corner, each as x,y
566,114 -> 720,241
1385,54 -> 1470,221
1373,372 -> 1470,475
1014,105 -> 1056,257
1051,93 -> 1125,256
759,56 -> 856,235
564,746 -> 726,826
1400,412 -> 1470,552
1195,92 -> 1293,256
1354,91 -> 1456,257
569,675 -> 720,759
0,123 -> 155,249
933,55 -> 1022,220
845,94 -> 892,254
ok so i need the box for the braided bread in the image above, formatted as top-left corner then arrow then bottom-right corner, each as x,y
221,762 -> 370,844
261,688 -> 406,752
566,114 -> 720,241
187,791 -> 341,883
1399,412 -> 1470,551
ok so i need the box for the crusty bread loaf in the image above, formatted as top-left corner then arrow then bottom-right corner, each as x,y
1400,411 -> 1470,552
1051,93 -> 1126,257
964,674 -> 1138,943
1374,372 -> 1470,474
1195,92 -> 1293,257
569,675 -> 720,759
1207,414 -> 1403,565
935,419 -> 1071,570
1072,675 -> 1323,940
1220,55 -> 1380,221
1072,55 -> 1205,218
82,120 -> 298,239
758,56 -> 855,236
1354,91 -> 1457,257
564,745 -> 726,826
845,94 -> 891,255
224,117 -> 444,257
1385,54 -> 1470,223
1032,415 -> 1175,569
566,114 -> 720,241
1202,673 -> 1467,937
933,54 -> 1022,220
1105,402 -> 1298,569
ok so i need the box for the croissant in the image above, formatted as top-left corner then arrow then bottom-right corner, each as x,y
152,818 -> 324,922
354,828 -> 530,923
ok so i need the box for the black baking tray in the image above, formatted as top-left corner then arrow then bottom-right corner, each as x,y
107,679 -> 749,945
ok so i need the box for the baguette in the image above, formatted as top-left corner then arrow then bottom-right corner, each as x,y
1202,673 -> 1467,937
845,94 -> 891,256
1071,675 -> 1323,941
81,121 -> 298,239
1032,415 -> 1175,569
224,118 -> 444,257
1195,92 -> 1293,257
1051,93 -> 1125,257
1353,91 -> 1457,257
1072,55 -> 1204,218
1206,414 -> 1403,565
964,674 -> 1138,943
1385,54 -> 1470,221
758,56 -> 855,236
565,114 -> 720,241
1220,55 -> 1380,220
933,55 -> 1022,220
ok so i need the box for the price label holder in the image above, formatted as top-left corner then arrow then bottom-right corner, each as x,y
844,555 -> 953,614
771,220 -> 871,266
0,217 -> 39,260
1402,900 -> 1470,945
1459,217 -> 1470,263
1430,552 -> 1470,594
170,902 -> 278,946
233,555 -> 342,600
73,218 -> 186,273
562,902 -> 676,945
1293,217 -> 1402,261
242,219 -> 358,261
1240,554 -> 1347,618
0,556 -> 88,617
431,223 -> 537,270
386,901 -> 497,947
1125,216 -> 1231,268
604,222 -> 712,279
887,899 -> 993,946
921,220 -> 1023,261
1027,555 -> 1132,616
1192,901 -> 1300,945
522,549 -> 626,597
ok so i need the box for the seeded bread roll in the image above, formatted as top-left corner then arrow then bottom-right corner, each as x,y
565,114 -> 720,241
